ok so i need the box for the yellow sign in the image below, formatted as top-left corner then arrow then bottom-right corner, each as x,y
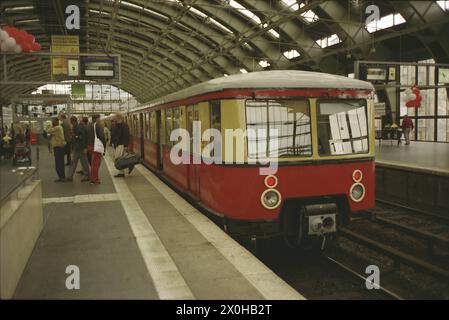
51,35 -> 79,76
51,35 -> 79,47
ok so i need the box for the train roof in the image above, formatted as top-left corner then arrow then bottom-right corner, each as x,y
137,70 -> 374,110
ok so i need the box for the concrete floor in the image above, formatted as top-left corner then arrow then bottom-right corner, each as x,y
10,145 -> 302,300
376,141 -> 449,176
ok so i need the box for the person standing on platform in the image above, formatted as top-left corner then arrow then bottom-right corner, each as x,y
76,116 -> 90,174
401,115 -> 414,145
104,123 -> 111,152
59,113 -> 72,166
46,117 -> 67,182
111,113 -> 130,178
66,116 -> 90,182
86,114 -> 106,185
24,125 -> 31,146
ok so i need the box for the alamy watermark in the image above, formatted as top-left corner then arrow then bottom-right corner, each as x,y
169,121 -> 278,175
65,265 -> 80,290
66,5 -> 80,30
365,265 -> 380,290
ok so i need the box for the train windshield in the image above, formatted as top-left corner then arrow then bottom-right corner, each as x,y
317,99 -> 369,156
246,99 -> 312,159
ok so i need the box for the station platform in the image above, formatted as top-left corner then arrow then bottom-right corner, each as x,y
375,141 -> 449,216
376,141 -> 449,177
4,146 -> 303,300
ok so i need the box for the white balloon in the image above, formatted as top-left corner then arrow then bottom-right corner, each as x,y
1,41 -> 9,52
0,30 -> 8,41
4,36 -> 16,49
13,44 -> 22,53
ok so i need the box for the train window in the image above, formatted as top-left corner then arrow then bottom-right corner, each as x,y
150,111 -> 157,143
144,113 -> 150,140
210,101 -> 221,131
130,115 -> 134,135
317,99 -> 369,156
165,109 -> 173,146
135,115 -> 140,136
246,100 -> 312,159
173,108 -> 180,131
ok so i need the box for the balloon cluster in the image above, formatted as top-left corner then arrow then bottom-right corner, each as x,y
0,26 -> 42,53
404,85 -> 422,108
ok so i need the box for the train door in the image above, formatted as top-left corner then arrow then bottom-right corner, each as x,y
156,110 -> 163,170
186,104 -> 201,198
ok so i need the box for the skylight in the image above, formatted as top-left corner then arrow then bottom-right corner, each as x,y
4,6 -> 35,12
299,3 -> 319,23
230,0 -> 262,25
189,7 -> 233,33
16,19 -> 40,24
366,13 -> 406,33
259,60 -> 270,68
143,8 -> 168,21
265,26 -> 280,39
283,49 -> 301,59
89,9 -> 111,16
121,1 -> 142,10
316,34 -> 341,48
437,1 -> 449,11
281,0 -> 300,11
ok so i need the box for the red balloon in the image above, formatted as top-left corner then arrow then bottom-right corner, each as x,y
25,34 -> 34,43
30,42 -> 41,52
15,33 -> 26,45
2,26 -> 13,34
8,29 -> 18,39
22,42 -> 32,52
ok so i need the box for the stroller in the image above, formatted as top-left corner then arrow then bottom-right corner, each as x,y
12,142 -> 32,166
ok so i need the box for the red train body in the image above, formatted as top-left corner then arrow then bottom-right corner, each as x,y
127,71 -> 376,244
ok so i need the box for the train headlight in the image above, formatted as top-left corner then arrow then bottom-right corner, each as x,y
261,189 -> 282,209
350,183 -> 365,202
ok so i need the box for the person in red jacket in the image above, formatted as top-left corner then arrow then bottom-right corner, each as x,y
401,115 -> 414,145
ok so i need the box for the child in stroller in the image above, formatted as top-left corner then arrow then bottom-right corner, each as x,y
12,133 -> 31,166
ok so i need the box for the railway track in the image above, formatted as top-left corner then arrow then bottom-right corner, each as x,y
332,200 -> 449,299
323,255 -> 403,300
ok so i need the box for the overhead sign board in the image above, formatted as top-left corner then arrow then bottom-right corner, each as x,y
82,58 -> 115,78
366,67 -> 387,81
51,35 -> 79,76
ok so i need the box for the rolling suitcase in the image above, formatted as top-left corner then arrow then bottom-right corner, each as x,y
114,153 -> 141,170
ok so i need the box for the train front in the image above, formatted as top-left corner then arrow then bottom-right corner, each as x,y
206,93 -> 375,248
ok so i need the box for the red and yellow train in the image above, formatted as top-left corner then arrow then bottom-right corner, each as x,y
126,70 -> 375,247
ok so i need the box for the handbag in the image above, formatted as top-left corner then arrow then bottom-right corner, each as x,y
114,153 -> 141,170
93,123 -> 105,154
